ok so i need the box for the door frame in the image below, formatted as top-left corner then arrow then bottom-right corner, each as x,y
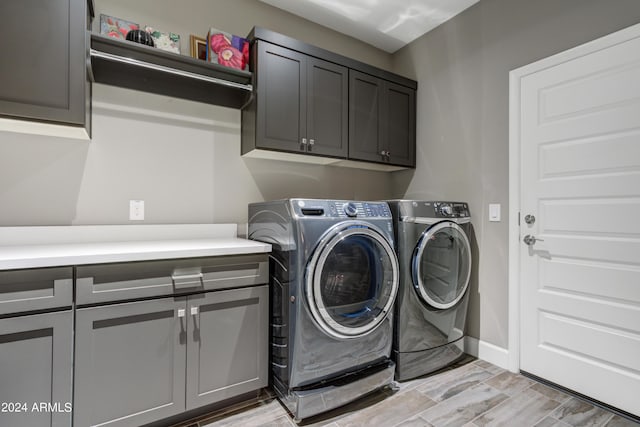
507,22 -> 640,373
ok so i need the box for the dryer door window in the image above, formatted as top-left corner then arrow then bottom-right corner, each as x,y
306,222 -> 399,339
412,222 -> 471,309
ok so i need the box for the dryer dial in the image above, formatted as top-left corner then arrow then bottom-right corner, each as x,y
439,203 -> 453,216
343,202 -> 358,217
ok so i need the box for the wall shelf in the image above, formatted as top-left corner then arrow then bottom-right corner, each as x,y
89,33 -> 253,109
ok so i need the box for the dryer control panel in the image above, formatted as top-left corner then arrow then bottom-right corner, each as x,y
399,201 -> 471,219
433,202 -> 470,219
291,199 -> 392,218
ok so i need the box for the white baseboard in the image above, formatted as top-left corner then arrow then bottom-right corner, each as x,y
465,336 -> 510,371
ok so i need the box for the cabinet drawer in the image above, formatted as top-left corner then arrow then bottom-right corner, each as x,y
76,254 -> 268,305
0,267 -> 72,315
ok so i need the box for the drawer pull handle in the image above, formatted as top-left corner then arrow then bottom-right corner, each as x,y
172,272 -> 204,289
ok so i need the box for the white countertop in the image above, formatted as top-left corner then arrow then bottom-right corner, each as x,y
0,224 -> 271,270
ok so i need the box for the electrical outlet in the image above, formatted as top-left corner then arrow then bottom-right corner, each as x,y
129,200 -> 144,221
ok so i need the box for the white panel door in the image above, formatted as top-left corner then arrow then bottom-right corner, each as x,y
518,25 -> 640,416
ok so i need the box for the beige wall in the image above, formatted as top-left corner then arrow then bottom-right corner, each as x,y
4,0 -> 640,351
0,0 -> 393,227
391,0 -> 640,349
92,0 -> 392,70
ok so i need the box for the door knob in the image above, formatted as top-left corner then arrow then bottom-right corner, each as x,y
523,235 -> 544,246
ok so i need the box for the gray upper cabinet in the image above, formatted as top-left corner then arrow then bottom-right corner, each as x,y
243,41 -> 348,158
0,310 -> 73,427
349,71 -> 383,164
349,70 -> 416,168
307,57 -> 349,158
242,27 -> 416,170
0,0 -> 91,135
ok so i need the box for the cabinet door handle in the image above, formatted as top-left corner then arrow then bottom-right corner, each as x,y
177,308 -> 186,318
308,138 -> 315,152
190,306 -> 199,316
301,137 -> 307,151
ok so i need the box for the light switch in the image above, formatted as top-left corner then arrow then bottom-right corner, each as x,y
489,204 -> 501,222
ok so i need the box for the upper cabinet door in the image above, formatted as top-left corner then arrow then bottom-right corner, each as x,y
255,42 -> 307,153
306,57 -> 348,158
349,70 -> 416,167
0,0 -> 88,128
383,81 -> 416,168
348,70 -> 384,163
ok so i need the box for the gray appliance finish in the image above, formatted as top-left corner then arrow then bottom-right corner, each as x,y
248,199 -> 400,421
386,200 -> 472,381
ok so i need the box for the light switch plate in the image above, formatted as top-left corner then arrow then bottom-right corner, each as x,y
129,200 -> 145,221
489,203 -> 501,222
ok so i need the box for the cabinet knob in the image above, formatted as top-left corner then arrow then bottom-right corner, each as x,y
190,306 -> 199,316
380,150 -> 387,156
177,308 -> 186,318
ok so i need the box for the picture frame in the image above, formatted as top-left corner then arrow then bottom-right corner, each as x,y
190,35 -> 207,61
206,28 -> 249,70
100,14 -> 139,40
144,26 -> 181,54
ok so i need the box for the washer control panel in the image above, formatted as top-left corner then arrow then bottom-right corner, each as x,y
293,199 -> 392,218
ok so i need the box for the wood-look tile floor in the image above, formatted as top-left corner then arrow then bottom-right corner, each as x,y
182,357 -> 639,427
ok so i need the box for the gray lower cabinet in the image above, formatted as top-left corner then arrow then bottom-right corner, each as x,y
0,0 -> 91,134
186,286 -> 269,409
0,310 -> 73,427
74,285 -> 269,427
73,297 -> 185,427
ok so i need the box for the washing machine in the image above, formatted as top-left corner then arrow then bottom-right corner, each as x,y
248,199 -> 399,421
386,200 -> 472,381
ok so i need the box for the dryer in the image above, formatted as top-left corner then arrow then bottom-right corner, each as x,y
386,200 -> 472,381
248,199 -> 399,420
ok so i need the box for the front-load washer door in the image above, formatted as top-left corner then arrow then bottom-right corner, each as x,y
305,221 -> 399,339
412,222 -> 471,309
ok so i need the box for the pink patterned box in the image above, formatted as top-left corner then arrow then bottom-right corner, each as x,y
206,28 -> 249,71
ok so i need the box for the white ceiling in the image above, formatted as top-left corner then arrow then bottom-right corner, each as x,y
259,0 -> 480,53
